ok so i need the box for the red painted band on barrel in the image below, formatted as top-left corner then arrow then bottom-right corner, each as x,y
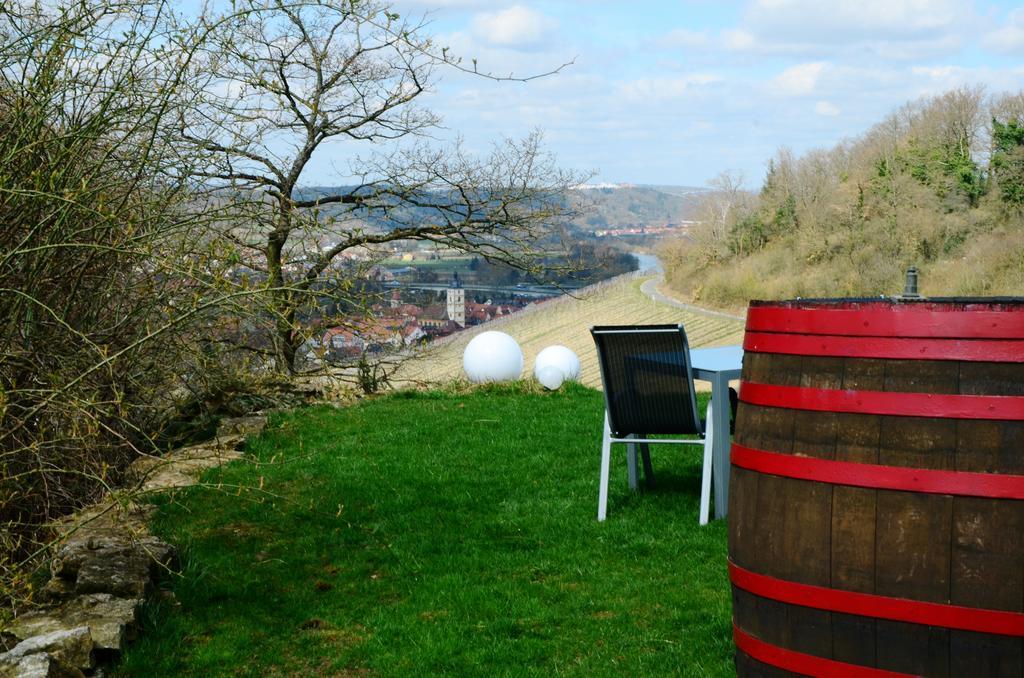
746,306 -> 1024,339
743,331 -> 1024,363
729,561 -> 1024,637
732,624 -> 914,678
731,444 -> 1024,499
740,382 -> 1024,421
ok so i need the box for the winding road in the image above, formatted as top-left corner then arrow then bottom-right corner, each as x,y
638,276 -> 745,322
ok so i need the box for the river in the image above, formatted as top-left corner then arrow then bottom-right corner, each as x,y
633,252 -> 663,274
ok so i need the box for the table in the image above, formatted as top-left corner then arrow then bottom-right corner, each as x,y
689,346 -> 744,520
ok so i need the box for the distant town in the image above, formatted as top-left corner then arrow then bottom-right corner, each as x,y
294,250 -> 577,368
303,267 -> 539,365
279,182 -> 707,367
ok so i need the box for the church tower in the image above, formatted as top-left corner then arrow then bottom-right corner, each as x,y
446,272 -> 466,327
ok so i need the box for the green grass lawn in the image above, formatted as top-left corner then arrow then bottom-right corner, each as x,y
117,384 -> 733,676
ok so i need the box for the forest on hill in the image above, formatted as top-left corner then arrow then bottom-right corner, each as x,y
660,88 -> 1024,307
569,184 -> 703,232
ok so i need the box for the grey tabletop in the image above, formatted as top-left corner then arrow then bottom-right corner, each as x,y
689,346 -> 743,375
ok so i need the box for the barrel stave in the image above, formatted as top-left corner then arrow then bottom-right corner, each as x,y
883,358 -> 959,393
950,630 -> 1023,677
952,498 -> 1023,613
728,466 -> 760,569
834,411 -> 881,463
832,610 -> 877,667
875,490 -> 953,603
842,356 -> 887,391
831,484 -> 876,591
961,363 -> 1024,396
791,408 -> 838,461
880,417 -> 957,470
957,420 -> 1024,474
797,355 -> 844,390
875,620 -> 950,676
735,404 -> 795,456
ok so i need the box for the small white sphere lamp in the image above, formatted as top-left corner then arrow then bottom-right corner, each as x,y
463,331 -> 523,383
533,345 -> 581,385
535,365 -> 565,390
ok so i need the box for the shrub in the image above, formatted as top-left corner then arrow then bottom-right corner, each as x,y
0,1 -> 231,608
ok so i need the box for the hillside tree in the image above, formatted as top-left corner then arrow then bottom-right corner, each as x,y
991,117 -> 1024,208
174,0 -> 579,371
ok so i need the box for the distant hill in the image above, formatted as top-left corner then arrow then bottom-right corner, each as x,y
296,184 -> 707,237
641,185 -> 708,198
569,184 -> 704,233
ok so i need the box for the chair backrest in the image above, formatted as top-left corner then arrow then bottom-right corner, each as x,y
591,324 -> 702,438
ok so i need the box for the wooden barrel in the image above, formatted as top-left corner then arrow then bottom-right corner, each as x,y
728,299 -> 1024,677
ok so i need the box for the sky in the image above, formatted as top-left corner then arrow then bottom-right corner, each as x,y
323,0 -> 1024,189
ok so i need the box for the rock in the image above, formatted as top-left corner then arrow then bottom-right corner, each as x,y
0,652 -> 83,678
54,500 -> 151,540
139,467 -> 196,492
51,530 -> 175,598
35,580 -> 75,606
216,415 -> 267,441
213,433 -> 246,451
136,537 -> 177,576
6,595 -> 141,652
74,554 -> 150,598
0,627 -> 92,669
213,424 -> 261,452
52,530 -> 133,581
133,443 -> 245,492
125,414 -> 265,492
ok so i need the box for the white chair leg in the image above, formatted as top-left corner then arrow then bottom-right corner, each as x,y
699,399 -> 715,526
626,437 -> 639,491
598,412 -> 613,521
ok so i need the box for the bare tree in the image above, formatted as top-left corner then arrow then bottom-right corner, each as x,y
690,170 -> 754,261
174,0 -> 580,371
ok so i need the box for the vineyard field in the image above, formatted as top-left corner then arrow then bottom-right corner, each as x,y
391,273 -> 746,389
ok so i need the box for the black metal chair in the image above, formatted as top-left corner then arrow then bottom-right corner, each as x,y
590,324 -> 716,523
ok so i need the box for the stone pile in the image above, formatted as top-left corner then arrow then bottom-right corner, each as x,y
1,415 -> 267,677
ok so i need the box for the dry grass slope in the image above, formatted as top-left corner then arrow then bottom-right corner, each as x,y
392,273 -> 746,389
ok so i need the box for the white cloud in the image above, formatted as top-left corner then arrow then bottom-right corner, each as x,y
398,0 -> 513,7
983,8 -> 1024,54
870,35 -> 963,60
770,62 -> 828,96
656,28 -> 712,50
748,0 -> 963,38
723,0 -> 974,59
618,74 -> 723,102
910,65 -> 961,79
470,5 -> 557,48
722,29 -> 756,51
814,100 -> 840,116
904,64 -> 1024,97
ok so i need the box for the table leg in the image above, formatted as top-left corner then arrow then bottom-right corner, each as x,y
711,374 -> 732,519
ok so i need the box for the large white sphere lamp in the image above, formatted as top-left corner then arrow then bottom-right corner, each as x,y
463,331 -> 523,383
